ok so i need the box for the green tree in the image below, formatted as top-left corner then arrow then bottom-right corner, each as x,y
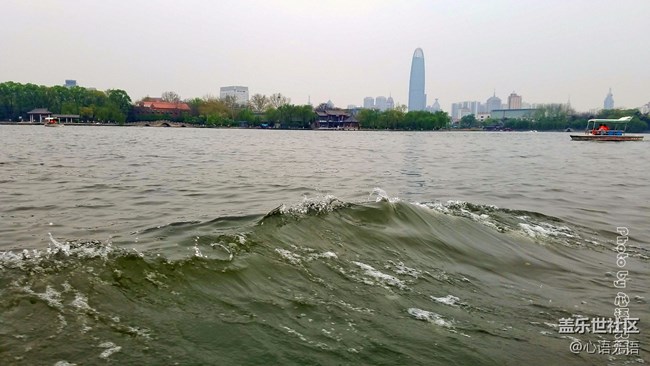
357,109 -> 380,129
460,114 -> 477,128
106,89 -> 132,116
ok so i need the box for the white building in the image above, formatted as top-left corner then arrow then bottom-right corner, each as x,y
375,96 -> 388,111
386,96 -> 395,110
427,98 -> 441,112
476,113 -> 491,123
451,101 -> 481,121
220,86 -> 249,105
363,97 -> 374,109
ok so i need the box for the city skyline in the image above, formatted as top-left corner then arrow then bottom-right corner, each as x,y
1,0 -> 649,112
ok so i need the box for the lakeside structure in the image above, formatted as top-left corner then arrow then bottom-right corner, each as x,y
408,48 -> 426,112
26,108 -> 80,123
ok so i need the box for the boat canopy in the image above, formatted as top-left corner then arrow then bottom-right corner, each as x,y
587,116 -> 632,123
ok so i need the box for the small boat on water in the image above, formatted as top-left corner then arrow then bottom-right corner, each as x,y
44,117 -> 64,127
570,116 -> 643,141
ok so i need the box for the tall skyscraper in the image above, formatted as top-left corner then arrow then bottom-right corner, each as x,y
408,48 -> 426,111
507,92 -> 522,109
375,96 -> 388,111
604,88 -> 614,110
363,97 -> 374,109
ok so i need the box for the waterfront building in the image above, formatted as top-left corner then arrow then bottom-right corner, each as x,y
408,48 -> 426,111
27,108 -> 52,122
134,100 -> 191,119
508,92 -> 522,109
476,113 -> 491,123
220,86 -> 249,105
604,88 -> 614,110
64,80 -> 77,88
490,108 -> 535,120
363,97 -> 374,109
314,108 -> 359,130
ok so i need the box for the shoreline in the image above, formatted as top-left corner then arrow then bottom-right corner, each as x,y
5,121 -> 643,133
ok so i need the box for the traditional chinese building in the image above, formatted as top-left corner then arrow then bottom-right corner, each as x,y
313,109 -> 359,130
133,100 -> 191,119
27,108 -> 52,122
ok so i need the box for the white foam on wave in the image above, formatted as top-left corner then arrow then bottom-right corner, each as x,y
353,261 -> 406,289
431,294 -> 461,307
47,233 -> 114,259
386,260 -> 421,278
278,195 -> 346,216
407,308 -> 452,327
98,341 -> 121,359
275,248 -> 302,265
308,251 -> 338,260
369,188 -> 400,203
0,234 -> 117,271
417,201 -> 501,231
518,222 -> 575,239
19,284 -> 64,309
70,292 -> 95,313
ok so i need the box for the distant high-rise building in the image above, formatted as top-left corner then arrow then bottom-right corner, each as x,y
486,92 -> 501,113
507,92 -> 522,109
641,101 -> 650,114
604,88 -> 614,110
451,101 -> 481,120
408,48 -> 426,111
363,97 -> 374,109
220,86 -> 249,105
386,96 -> 395,110
429,98 -> 441,112
375,96 -> 388,111
64,80 -> 77,88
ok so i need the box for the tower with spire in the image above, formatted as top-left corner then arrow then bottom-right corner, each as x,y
486,91 -> 502,113
604,88 -> 614,110
408,48 -> 426,111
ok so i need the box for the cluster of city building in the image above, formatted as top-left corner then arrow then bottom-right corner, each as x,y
358,48 -> 629,122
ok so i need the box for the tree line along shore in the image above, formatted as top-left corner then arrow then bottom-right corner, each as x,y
1,81 -> 648,132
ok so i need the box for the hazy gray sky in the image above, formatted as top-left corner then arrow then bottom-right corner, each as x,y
2,0 -> 649,112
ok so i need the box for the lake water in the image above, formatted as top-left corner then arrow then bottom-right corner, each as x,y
1,125 -> 648,365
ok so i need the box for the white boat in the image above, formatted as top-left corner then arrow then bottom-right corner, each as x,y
44,117 -> 64,127
570,116 -> 642,141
